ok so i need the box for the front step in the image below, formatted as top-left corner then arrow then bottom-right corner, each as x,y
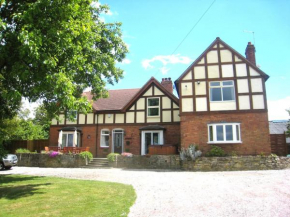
83,158 -> 111,168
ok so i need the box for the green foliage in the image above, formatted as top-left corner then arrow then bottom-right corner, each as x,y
206,145 -> 226,157
229,151 -> 238,157
259,152 -> 265,157
15,148 -> 31,154
0,143 -> 8,158
1,104 -> 50,141
0,0 -> 128,121
269,153 -> 278,158
79,151 -> 93,161
180,144 -> 202,161
107,153 -> 120,162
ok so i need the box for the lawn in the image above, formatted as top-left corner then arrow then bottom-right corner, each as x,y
0,174 -> 136,217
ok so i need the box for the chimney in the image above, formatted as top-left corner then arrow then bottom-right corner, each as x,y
245,42 -> 256,66
161,77 -> 173,93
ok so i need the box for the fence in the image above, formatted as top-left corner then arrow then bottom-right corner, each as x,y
270,134 -> 288,156
4,140 -> 49,153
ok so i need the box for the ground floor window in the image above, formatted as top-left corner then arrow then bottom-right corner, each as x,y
100,129 -> 110,147
208,123 -> 241,143
141,131 -> 164,155
62,131 -> 80,147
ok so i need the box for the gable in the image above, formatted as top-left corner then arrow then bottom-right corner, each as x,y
176,37 -> 269,90
175,37 -> 269,113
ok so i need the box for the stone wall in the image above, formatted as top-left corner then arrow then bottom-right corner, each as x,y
16,153 -> 87,168
110,155 -> 290,171
109,155 -> 181,170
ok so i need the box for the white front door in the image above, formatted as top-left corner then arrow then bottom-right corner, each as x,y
141,131 -> 163,155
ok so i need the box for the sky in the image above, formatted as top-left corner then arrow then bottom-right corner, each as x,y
24,0 -> 290,121
97,0 -> 290,121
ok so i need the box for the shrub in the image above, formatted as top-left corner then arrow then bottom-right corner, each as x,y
49,151 -> 59,158
206,145 -> 226,157
15,148 -> 30,153
107,153 -> 120,162
121,152 -> 133,157
180,144 -> 202,161
79,151 -> 93,161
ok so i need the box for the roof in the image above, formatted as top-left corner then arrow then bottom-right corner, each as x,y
121,77 -> 179,112
269,120 -> 289,134
174,37 -> 270,95
82,77 -> 179,112
83,88 -> 140,111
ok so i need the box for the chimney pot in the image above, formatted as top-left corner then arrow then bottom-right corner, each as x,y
161,77 -> 173,93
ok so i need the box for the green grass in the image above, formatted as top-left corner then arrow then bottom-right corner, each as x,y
0,175 -> 136,217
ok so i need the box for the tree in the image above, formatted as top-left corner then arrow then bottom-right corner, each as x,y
0,0 -> 128,121
286,109 -> 290,137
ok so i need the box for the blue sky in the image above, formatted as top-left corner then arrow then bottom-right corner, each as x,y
99,0 -> 290,120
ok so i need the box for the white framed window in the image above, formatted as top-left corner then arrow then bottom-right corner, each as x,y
62,131 -> 80,147
210,81 -> 235,102
141,130 -> 164,155
147,97 -> 160,117
100,129 -> 110,147
208,123 -> 241,143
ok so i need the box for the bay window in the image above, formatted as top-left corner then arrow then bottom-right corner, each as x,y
208,123 -> 241,143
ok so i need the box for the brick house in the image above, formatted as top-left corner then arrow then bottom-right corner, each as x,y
49,37 -> 271,157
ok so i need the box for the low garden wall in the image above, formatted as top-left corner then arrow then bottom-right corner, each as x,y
16,153 -> 87,168
109,155 -> 181,170
109,155 -> 290,171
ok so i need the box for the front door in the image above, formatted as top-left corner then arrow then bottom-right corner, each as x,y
113,129 -> 124,154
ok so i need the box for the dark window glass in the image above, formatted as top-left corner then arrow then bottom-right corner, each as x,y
148,98 -> 159,106
210,88 -> 222,101
209,126 -> 213,141
225,125 -> 233,141
223,87 -> 235,101
216,125 -> 224,141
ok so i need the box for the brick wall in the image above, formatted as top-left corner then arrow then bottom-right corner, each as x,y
50,124 -> 180,158
96,124 -> 180,158
180,112 -> 271,155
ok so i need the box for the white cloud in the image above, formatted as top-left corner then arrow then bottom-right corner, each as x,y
267,97 -> 290,120
160,66 -> 170,75
141,54 -> 192,74
121,59 -> 131,64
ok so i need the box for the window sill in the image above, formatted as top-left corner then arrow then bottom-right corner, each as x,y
209,100 -> 236,103
207,141 -> 242,144
147,116 -> 160,118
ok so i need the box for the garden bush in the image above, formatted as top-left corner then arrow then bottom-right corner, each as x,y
206,145 -> 226,157
15,148 -> 31,153
79,151 -> 93,161
107,153 -> 120,162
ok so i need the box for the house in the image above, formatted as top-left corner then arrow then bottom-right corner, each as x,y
49,77 -> 181,157
49,37 -> 272,157
269,120 -> 290,156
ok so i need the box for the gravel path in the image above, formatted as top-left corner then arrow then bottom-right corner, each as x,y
2,167 -> 290,217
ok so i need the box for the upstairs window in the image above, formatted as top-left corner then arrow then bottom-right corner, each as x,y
208,123 -> 241,143
66,110 -> 77,120
147,98 -> 160,117
210,81 -> 235,102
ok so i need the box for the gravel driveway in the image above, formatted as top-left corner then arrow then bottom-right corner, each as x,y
2,167 -> 290,217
